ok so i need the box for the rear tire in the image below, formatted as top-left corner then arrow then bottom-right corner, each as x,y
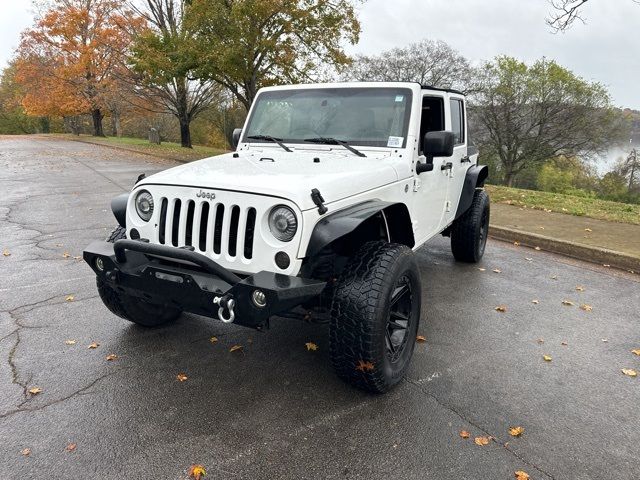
96,226 -> 182,327
329,241 -> 421,393
451,189 -> 490,263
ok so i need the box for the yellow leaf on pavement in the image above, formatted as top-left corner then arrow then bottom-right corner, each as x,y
515,471 -> 530,480
493,268 -> 502,273
209,336 -> 218,344
532,299 -> 539,304
415,335 -> 427,343
20,448 -> 31,456
562,300 -> 574,306
509,426 -> 524,437
632,349 -> 640,356
495,305 -> 507,313
576,285 -> 585,292
580,304 -> 593,311
65,443 -> 76,452
188,464 -> 206,480
62,252 -> 71,258
305,342 -> 318,351
537,338 -> 544,344
513,241 -> 520,246
584,228 -> 593,232
534,246 -> 541,251
229,345 -> 243,353
65,295 -> 74,302
543,355 -> 552,362
2,249 -> 10,257
459,430 -> 470,439
88,342 -> 99,349
478,267 -> 486,271
355,360 -> 375,372
64,339 -> 76,345
28,387 -> 42,395
474,436 -> 490,446
106,354 -> 117,361
176,373 -> 188,382
622,369 -> 637,377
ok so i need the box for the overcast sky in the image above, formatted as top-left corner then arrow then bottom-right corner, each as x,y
1,0 -> 638,108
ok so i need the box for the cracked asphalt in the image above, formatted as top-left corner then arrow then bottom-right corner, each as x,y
1,136 -> 639,480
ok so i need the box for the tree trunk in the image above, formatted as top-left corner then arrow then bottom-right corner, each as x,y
179,117 -> 192,148
39,117 -> 50,134
92,108 -> 105,137
504,169 -> 516,187
112,110 -> 122,138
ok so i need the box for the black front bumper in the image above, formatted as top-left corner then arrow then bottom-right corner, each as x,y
83,239 -> 326,329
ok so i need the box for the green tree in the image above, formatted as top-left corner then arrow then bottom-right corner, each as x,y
0,63 -> 41,134
187,0 -> 361,110
473,56 -> 628,187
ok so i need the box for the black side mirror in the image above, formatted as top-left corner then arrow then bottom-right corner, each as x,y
232,128 -> 242,149
424,131 -> 454,158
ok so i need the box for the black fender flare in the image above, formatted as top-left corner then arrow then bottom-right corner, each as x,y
454,165 -> 489,220
305,200 -> 414,258
111,192 -> 129,228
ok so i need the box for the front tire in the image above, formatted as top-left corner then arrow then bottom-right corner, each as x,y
97,226 -> 182,327
329,241 -> 422,393
451,189 -> 490,263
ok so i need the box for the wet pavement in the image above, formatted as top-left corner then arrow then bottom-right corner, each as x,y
1,136 -> 639,480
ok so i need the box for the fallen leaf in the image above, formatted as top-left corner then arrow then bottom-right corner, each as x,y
478,267 -> 486,271
459,430 -> 470,439
229,345 -> 243,353
176,373 -> 188,382
537,338 -> 544,344
106,353 -> 117,361
550,275 -> 558,280
55,243 -> 63,247
209,336 -> 218,344
580,304 -> 593,312
543,354 -> 552,362
492,268 -> 502,273
575,285 -> 585,292
562,300 -> 574,306
65,295 -> 74,302
28,387 -> 42,395
305,342 -> 318,351
509,426 -> 525,437
73,256 -> 82,260
622,369 -> 637,377
513,241 -> 520,246
415,335 -> 427,343
88,342 -> 99,349
355,360 -> 375,372
534,246 -> 541,251
495,305 -> 507,313
474,436 -> 490,446
188,464 -> 206,480
64,339 -> 76,345
561,341 -> 568,346
584,228 -> 593,232
539,226 -> 545,230
2,249 -> 10,257
602,338 -> 608,343
632,349 -> 640,356
65,443 -> 76,452
603,264 -> 611,268
525,257 -> 533,261
20,448 -> 31,456
515,471 -> 530,480
62,252 -> 71,258
531,299 -> 539,305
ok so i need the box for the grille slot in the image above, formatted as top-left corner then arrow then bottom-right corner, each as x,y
156,197 -> 257,261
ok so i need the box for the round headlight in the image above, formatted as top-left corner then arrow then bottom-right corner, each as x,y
268,205 -> 297,242
135,190 -> 154,222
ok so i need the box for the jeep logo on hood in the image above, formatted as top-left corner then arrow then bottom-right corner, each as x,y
196,190 -> 216,200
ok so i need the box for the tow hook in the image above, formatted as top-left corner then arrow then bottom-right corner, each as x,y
214,295 -> 236,323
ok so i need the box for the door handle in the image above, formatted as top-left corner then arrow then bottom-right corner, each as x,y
441,162 -> 453,171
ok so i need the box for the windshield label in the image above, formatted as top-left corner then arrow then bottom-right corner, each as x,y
387,136 -> 404,148
395,95 -> 404,102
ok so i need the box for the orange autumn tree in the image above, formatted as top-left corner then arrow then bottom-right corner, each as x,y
16,0 -> 142,136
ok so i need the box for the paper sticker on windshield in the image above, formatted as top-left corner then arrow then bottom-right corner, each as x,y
387,136 -> 404,148
395,95 -> 404,102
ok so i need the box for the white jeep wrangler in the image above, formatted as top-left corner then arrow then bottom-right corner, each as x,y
84,82 -> 489,393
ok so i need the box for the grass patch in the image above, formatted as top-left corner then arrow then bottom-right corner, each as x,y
486,185 -> 640,225
54,134 -> 227,162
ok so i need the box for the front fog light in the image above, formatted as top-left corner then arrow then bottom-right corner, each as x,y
268,205 -> 297,242
135,190 -> 154,222
252,289 -> 267,308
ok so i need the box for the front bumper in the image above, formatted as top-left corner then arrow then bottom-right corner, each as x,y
83,239 -> 326,329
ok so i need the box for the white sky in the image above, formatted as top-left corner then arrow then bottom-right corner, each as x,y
1,0 -> 639,108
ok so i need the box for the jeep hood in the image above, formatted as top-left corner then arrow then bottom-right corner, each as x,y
140,149 -> 399,210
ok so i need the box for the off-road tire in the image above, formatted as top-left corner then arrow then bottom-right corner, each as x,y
96,226 -> 182,327
330,241 -> 421,393
451,189 -> 490,263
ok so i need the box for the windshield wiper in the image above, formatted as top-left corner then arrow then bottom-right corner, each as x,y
304,137 -> 366,158
247,135 -> 292,152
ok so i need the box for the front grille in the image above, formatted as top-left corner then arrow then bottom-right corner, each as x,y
157,198 -> 256,260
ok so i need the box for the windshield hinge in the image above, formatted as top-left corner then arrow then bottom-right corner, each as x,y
413,178 -> 421,192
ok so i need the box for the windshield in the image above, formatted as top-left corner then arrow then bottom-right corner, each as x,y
242,87 -> 413,148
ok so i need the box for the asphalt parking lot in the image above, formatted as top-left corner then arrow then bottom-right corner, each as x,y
1,136 -> 639,480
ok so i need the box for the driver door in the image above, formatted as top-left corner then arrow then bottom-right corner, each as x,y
412,94 -> 450,243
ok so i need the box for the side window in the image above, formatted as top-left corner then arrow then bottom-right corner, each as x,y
419,96 -> 444,154
450,99 -> 465,145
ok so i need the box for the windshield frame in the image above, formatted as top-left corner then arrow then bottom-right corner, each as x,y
241,87 -> 414,149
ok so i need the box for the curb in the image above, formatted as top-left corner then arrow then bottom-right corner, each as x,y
489,225 -> 639,273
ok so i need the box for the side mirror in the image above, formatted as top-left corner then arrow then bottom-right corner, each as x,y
424,131 -> 454,158
232,128 -> 242,149
416,162 -> 434,174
